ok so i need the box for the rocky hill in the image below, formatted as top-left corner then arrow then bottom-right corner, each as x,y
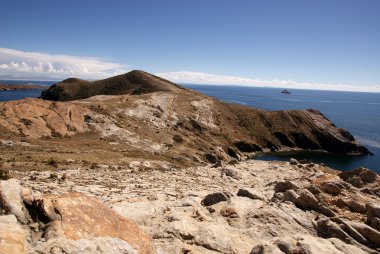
0,70 -> 379,254
40,70 -> 185,101
0,70 -> 370,169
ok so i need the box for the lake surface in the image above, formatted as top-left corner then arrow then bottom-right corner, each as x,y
0,80 -> 379,172
0,80 -> 54,101
184,84 -> 380,172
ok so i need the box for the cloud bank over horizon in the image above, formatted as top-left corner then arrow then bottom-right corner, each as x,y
156,71 -> 380,93
0,47 -> 379,93
0,48 -> 129,80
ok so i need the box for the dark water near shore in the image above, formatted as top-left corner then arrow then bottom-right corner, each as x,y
184,84 -> 380,173
0,80 -> 379,172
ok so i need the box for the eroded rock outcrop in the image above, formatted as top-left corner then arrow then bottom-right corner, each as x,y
273,166 -> 380,253
339,167 -> 378,188
0,179 -> 155,254
32,193 -> 155,254
0,98 -> 103,138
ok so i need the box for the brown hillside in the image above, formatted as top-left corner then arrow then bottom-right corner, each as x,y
40,70 -> 185,101
0,70 -> 370,169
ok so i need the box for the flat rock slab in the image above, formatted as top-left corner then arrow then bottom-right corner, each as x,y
0,215 -> 26,254
33,193 -> 155,254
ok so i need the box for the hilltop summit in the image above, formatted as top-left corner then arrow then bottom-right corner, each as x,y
40,70 -> 185,101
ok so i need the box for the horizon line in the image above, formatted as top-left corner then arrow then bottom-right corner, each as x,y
1,77 -> 380,94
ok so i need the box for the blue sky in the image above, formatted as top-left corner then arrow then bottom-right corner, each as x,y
1,0 -> 380,92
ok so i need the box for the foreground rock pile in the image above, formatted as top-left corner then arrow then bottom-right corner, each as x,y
2,159 -> 379,253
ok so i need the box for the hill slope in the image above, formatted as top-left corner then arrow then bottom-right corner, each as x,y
0,70 -> 370,167
40,70 -> 185,101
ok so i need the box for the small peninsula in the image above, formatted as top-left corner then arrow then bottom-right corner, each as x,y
0,83 -> 47,91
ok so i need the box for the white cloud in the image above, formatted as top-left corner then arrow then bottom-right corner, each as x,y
0,48 -> 129,80
156,71 -> 380,93
1,47 -> 379,93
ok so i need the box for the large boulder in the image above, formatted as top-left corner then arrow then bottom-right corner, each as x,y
237,188 -> 265,201
339,168 -> 378,187
222,167 -> 242,180
282,189 -> 300,203
32,193 -> 155,254
294,189 -> 335,217
201,192 -> 232,206
315,218 -> 356,245
274,181 -> 298,193
0,179 -> 30,223
334,198 -> 366,214
321,182 -> 342,195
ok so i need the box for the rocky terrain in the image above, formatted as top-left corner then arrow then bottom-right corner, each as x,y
1,159 -> 380,253
0,70 -> 370,172
0,70 -> 378,253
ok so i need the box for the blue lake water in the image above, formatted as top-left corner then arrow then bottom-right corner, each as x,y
184,84 -> 380,173
0,89 -> 43,101
0,80 -> 379,172
0,80 -> 54,101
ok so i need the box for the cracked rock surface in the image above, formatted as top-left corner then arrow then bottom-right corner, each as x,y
1,159 -> 378,253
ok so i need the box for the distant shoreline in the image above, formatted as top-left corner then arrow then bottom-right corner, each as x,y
0,83 -> 48,91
